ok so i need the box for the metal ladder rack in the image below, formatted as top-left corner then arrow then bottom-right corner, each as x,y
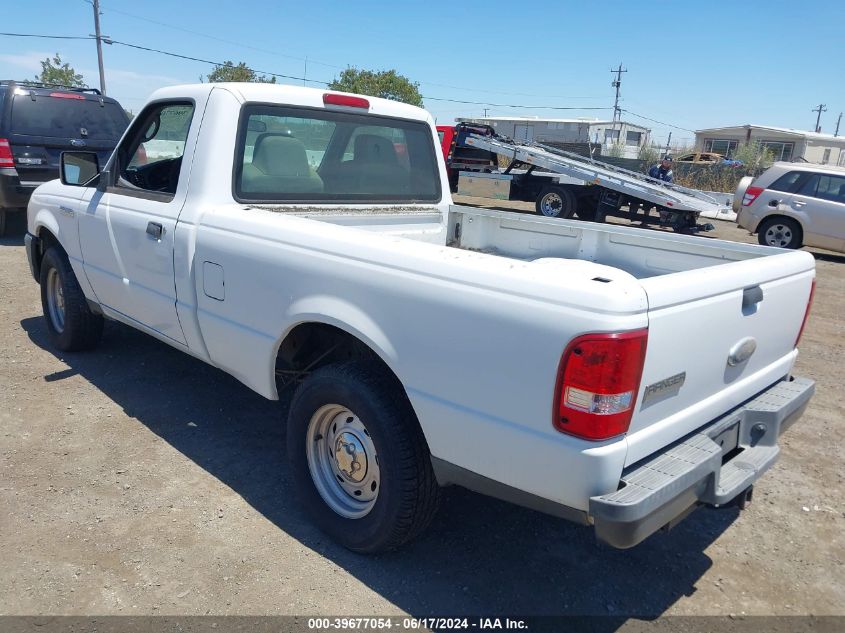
463,134 -> 723,215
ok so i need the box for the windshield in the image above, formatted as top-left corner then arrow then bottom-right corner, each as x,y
10,94 -> 128,140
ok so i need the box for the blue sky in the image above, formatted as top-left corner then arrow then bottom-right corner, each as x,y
2,0 -> 843,148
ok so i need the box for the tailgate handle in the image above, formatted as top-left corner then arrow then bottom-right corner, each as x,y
742,285 -> 764,310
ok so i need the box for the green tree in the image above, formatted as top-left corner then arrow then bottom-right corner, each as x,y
733,140 -> 775,174
34,53 -> 86,88
206,61 -> 276,83
606,142 -> 625,158
328,68 -> 422,107
637,143 -> 660,167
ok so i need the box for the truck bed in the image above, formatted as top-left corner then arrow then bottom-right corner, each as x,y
300,203 -> 815,469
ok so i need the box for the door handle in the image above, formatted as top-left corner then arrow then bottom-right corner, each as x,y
146,221 -> 164,239
792,200 -> 806,208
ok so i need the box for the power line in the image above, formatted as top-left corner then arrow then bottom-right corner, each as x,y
101,4 -> 613,100
108,39 -> 329,85
621,109 -> 695,133
99,3 -> 343,70
0,31 -> 94,40
424,95 -> 611,110
0,31 -> 627,113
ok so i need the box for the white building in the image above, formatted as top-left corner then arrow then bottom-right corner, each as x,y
455,116 -> 650,158
694,124 -> 845,165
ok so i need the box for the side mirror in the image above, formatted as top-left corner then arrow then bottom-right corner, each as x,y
60,151 -> 100,186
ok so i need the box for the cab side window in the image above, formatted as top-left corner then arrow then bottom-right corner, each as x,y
769,171 -> 803,193
117,102 -> 194,198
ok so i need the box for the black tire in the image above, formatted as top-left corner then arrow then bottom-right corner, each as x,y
757,217 -> 802,249
39,247 -> 104,351
535,186 -> 576,218
287,361 -> 440,553
575,195 -> 598,221
0,209 -> 7,237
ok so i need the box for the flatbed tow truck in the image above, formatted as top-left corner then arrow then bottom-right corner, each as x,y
438,123 -> 721,233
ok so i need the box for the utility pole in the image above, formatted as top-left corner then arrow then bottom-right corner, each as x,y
303,56 -> 308,86
610,63 -> 627,146
483,108 -> 489,118
835,112 -> 842,137
811,103 -> 827,133
663,132 -> 672,158
91,0 -> 107,94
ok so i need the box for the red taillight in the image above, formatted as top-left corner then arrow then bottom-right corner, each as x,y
554,329 -> 648,441
49,92 -> 85,100
742,186 -> 765,206
322,93 -> 370,109
0,138 -> 15,168
794,280 -> 816,347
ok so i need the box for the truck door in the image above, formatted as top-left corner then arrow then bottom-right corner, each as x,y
78,101 -> 195,345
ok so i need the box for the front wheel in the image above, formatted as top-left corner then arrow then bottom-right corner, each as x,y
287,361 -> 440,553
39,247 -> 104,351
757,217 -> 802,249
535,186 -> 576,218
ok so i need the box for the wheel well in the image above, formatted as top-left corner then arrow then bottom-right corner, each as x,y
37,227 -> 62,259
275,323 -> 399,396
758,214 -> 803,235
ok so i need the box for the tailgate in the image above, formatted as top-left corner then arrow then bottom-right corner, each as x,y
625,249 -> 815,466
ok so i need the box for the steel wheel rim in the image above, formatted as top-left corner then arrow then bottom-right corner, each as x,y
540,192 -> 563,217
46,268 -> 66,333
305,404 -> 380,519
764,224 -> 792,247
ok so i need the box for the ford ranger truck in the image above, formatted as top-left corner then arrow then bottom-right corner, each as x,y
24,84 -> 815,553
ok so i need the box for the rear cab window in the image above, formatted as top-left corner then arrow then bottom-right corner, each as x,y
234,104 -> 440,203
9,92 -> 127,140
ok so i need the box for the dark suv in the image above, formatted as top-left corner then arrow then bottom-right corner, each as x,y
0,81 -> 130,235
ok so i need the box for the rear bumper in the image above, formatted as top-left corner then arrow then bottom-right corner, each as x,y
0,172 -> 38,208
589,376 -> 814,549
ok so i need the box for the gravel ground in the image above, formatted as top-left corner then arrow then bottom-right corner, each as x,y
1,204 -> 843,617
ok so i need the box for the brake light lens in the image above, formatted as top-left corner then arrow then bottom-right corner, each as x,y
554,329 -> 648,440
742,186 -> 765,206
49,92 -> 85,100
322,93 -> 370,109
0,138 -> 15,168
794,280 -> 816,347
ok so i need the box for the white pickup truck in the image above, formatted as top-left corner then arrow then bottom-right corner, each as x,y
25,83 -> 816,553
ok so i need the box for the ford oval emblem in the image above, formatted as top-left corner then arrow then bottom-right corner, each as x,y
728,337 -> 757,366
71,139 -> 86,147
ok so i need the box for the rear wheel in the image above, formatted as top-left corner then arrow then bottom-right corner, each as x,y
757,217 -> 802,249
39,247 -> 104,351
0,209 -> 7,237
536,186 -> 576,218
287,361 -> 440,553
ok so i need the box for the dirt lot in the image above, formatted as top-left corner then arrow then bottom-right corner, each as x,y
1,203 -> 843,618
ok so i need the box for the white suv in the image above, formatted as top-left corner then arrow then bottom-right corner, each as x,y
735,162 -> 845,252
